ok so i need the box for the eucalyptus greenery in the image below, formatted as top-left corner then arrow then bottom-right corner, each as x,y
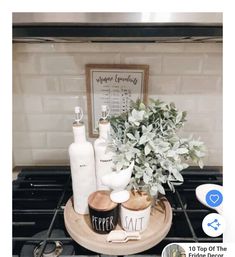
107,99 -> 206,196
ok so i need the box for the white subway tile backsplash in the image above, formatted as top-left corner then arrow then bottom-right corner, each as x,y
13,42 -> 222,166
177,99 -> 199,114
217,76 -> 222,93
24,95 -> 43,113
196,95 -> 222,113
14,43 -> 185,54
25,113 -> 88,132
120,54 -> 162,75
20,76 -> 60,94
14,43 -> 57,53
156,95 -> 222,115
77,53 -> 121,74
102,43 -> 184,53
162,54 -> 203,74
155,95 -> 198,113
26,114 -> 68,131
183,114 -> 217,132
13,54 -> 40,74
40,52 -> 121,76
13,95 -> 43,113
178,129 -> 221,144
60,76 -> 86,93
57,43 -> 184,53
13,77 -> 21,93
184,43 -> 222,53
14,95 -> 42,113
32,149 -> 69,164
13,149 -> 33,165
13,114 -> 27,131
203,53 -> 222,75
208,150 -> 223,165
202,154 -> 210,165
198,131 -> 222,150
181,76 -> 221,94
100,43 -> 145,53
13,132 -> 46,148
13,95 -> 24,113
42,95 -> 84,113
144,43 -> 184,53
56,43 -> 103,53
15,43 -> 132,54
216,117 -> 223,131
40,54 -> 80,75
47,132 -> 73,148
148,76 -> 181,94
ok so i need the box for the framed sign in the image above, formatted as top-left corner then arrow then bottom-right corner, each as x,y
86,64 -> 149,137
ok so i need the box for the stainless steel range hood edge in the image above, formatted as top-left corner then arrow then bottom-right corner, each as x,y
13,12 -> 222,43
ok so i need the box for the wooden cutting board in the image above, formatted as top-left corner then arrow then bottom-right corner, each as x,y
64,197 -> 172,255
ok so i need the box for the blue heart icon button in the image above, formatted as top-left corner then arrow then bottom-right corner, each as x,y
209,194 -> 219,204
206,189 -> 223,207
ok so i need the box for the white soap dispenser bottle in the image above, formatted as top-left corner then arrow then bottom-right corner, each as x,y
68,106 -> 96,214
94,105 -> 114,190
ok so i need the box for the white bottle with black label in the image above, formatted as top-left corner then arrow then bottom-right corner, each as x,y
69,106 -> 96,214
94,105 -> 114,190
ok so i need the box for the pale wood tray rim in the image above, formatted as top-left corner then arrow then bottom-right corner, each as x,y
64,197 -> 172,255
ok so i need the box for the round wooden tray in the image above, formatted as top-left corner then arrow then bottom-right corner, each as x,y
64,197 -> 172,255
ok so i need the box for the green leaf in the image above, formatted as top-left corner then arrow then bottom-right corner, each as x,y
176,112 -> 183,123
139,135 -> 148,145
144,144 -> 151,155
143,173 -> 151,184
135,172 -> 143,179
146,166 -> 153,176
127,133 -> 136,140
135,165 -> 143,173
125,151 -> 132,161
176,148 -> 189,154
144,162 -> 150,168
147,124 -> 153,132
195,150 -> 205,158
139,102 -> 146,110
150,185 -> 158,196
198,159 -> 204,169
167,150 -> 176,158
167,181 -> 174,191
135,130 -> 140,140
172,141 -> 180,150
173,171 -> 184,182
157,184 -> 165,195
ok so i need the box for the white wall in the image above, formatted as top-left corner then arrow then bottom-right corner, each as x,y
13,42 -> 222,166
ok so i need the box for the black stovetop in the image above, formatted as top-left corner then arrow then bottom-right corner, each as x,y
13,166 -> 222,257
